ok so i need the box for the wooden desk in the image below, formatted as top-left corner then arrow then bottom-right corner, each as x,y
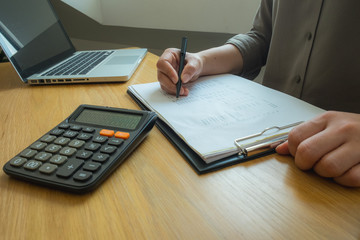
0,53 -> 359,239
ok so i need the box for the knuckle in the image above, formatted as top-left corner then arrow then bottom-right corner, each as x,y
345,171 -> 360,187
185,63 -> 197,74
296,141 -> 312,156
337,122 -> 358,135
159,83 -> 172,94
163,48 -> 177,55
320,110 -> 337,119
294,141 -> 319,170
316,155 -> 342,177
156,59 -> 166,69
335,167 -> 360,187
287,129 -> 302,145
156,59 -> 161,68
156,70 -> 165,82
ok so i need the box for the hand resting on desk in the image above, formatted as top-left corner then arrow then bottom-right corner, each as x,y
276,111 -> 360,187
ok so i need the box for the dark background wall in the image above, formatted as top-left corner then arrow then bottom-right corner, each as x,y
50,0 -> 235,56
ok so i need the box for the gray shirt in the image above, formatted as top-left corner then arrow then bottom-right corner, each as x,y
227,0 -> 360,113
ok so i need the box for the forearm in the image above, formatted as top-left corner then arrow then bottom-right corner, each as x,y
198,44 -> 244,76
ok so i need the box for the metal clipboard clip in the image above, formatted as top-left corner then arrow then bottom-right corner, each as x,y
234,121 -> 303,157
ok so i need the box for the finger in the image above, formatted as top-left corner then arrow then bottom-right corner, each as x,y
287,118 -> 326,156
181,55 -> 202,84
293,127 -> 344,170
275,141 -> 290,155
156,49 -> 180,84
287,114 -> 337,169
161,48 -> 180,67
313,141 -> 360,178
158,70 -> 188,96
181,87 -> 190,96
157,60 -> 179,84
157,70 -> 177,95
334,164 -> 360,187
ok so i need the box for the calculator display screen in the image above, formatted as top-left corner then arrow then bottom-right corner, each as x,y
74,109 -> 142,130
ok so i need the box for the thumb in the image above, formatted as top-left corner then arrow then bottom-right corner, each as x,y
181,57 -> 202,83
275,141 -> 291,155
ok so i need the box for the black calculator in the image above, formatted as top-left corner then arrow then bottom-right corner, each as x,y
3,105 -> 157,193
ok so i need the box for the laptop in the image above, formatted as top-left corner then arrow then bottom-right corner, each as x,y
0,0 -> 147,85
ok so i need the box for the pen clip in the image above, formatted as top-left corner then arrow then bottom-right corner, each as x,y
234,121 -> 303,156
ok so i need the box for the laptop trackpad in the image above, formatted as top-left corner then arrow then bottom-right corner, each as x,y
106,56 -> 139,65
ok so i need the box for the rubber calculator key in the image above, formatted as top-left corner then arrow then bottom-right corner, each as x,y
56,159 -> 84,178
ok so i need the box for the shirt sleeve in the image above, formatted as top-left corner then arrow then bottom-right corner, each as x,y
226,0 -> 273,79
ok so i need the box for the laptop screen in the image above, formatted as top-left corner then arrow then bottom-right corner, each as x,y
0,0 -> 75,82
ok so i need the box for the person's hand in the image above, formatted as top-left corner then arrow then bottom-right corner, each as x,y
276,111 -> 360,187
157,44 -> 244,96
156,48 -> 203,96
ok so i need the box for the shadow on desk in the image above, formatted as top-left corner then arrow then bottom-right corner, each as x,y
277,155 -> 360,204
0,172 -> 101,208
0,63 -> 26,92
224,152 -> 360,202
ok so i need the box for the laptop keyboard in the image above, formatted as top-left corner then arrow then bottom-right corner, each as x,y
42,51 -> 114,76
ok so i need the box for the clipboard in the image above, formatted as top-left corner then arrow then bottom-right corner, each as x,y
234,121 -> 303,157
128,89 -> 299,174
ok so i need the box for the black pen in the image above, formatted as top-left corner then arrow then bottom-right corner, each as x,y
176,37 -> 187,98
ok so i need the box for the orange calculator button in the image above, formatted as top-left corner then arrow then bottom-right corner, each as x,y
100,129 -> 115,137
115,131 -> 130,139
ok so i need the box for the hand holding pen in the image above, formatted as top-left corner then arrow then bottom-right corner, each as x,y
156,38 -> 204,97
157,42 -> 244,97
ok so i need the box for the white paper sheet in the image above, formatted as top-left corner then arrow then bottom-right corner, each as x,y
128,74 -> 325,163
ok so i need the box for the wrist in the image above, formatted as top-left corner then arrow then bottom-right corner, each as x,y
197,52 -> 207,76
196,44 -> 244,76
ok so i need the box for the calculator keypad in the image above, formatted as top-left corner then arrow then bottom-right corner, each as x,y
8,124 -> 130,185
